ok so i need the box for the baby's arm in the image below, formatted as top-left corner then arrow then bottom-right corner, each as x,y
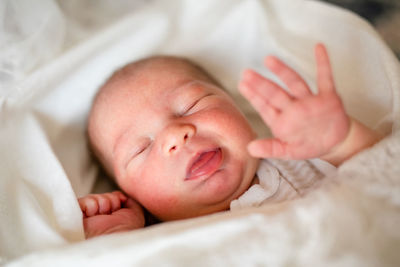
78,191 -> 145,238
319,118 -> 381,166
239,43 -> 382,166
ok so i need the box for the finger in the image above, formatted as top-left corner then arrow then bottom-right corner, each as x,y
78,196 -> 99,217
239,79 -> 279,126
93,195 -> 111,215
106,192 -> 123,212
247,138 -> 292,159
78,197 -> 87,212
124,198 -> 139,208
315,43 -> 335,94
265,56 -> 311,98
124,198 -> 144,214
114,191 -> 128,202
240,69 -> 293,110
78,198 -> 88,218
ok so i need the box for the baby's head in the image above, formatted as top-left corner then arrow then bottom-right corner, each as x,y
88,56 -> 259,221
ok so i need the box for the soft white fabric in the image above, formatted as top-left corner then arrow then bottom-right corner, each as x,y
1,0 -> 400,265
230,158 -> 336,210
6,133 -> 400,267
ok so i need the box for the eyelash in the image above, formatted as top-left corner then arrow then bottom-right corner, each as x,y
136,145 -> 147,155
183,94 -> 213,115
133,140 -> 151,158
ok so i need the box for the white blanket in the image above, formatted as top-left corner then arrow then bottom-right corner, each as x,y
1,0 -> 400,265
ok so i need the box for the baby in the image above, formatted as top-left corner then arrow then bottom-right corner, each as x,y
79,44 -> 381,238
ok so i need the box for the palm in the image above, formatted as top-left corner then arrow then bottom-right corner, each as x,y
272,94 -> 349,158
239,44 -> 350,159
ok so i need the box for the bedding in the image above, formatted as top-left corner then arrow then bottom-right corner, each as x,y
1,0 -> 400,266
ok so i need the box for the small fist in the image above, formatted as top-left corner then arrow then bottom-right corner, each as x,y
78,191 -> 145,238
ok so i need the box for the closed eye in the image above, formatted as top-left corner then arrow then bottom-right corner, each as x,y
183,93 -> 213,115
125,140 -> 151,168
135,144 -> 149,156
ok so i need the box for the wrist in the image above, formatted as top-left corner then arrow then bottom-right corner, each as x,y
321,118 -> 382,166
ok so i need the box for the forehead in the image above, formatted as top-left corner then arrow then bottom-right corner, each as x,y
108,59 -> 207,100
91,60 -> 219,153
105,69 -> 205,115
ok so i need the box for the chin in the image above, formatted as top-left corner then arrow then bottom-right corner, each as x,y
198,166 -> 250,206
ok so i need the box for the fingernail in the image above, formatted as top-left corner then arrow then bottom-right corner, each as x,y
242,69 -> 253,81
238,82 -> 248,94
265,56 -> 278,68
247,142 -> 258,155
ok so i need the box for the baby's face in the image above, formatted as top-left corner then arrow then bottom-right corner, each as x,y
90,60 -> 259,220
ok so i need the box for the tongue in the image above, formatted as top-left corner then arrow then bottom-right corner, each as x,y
189,151 -> 216,173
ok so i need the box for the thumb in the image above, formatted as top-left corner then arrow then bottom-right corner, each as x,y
248,138 -> 291,159
124,198 -> 144,213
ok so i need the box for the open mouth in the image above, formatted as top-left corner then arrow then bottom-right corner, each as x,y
185,148 -> 223,180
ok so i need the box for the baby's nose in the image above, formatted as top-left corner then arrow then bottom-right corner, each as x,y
162,124 -> 196,155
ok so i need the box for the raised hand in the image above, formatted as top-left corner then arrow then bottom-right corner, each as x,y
239,44 -> 350,161
78,191 -> 145,238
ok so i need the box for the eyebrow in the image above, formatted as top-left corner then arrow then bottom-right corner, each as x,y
167,80 -> 205,99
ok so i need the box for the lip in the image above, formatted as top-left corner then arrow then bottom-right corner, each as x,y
185,148 -> 223,181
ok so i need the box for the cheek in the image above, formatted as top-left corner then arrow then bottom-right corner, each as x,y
201,105 -> 256,145
132,157 -> 181,210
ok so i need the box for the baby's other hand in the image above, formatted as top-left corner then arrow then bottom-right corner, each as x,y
78,191 -> 145,238
239,44 -> 350,160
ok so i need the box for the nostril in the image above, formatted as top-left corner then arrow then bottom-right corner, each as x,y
169,145 -> 177,152
184,133 -> 189,141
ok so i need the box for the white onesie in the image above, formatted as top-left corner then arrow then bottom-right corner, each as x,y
230,158 -> 336,211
